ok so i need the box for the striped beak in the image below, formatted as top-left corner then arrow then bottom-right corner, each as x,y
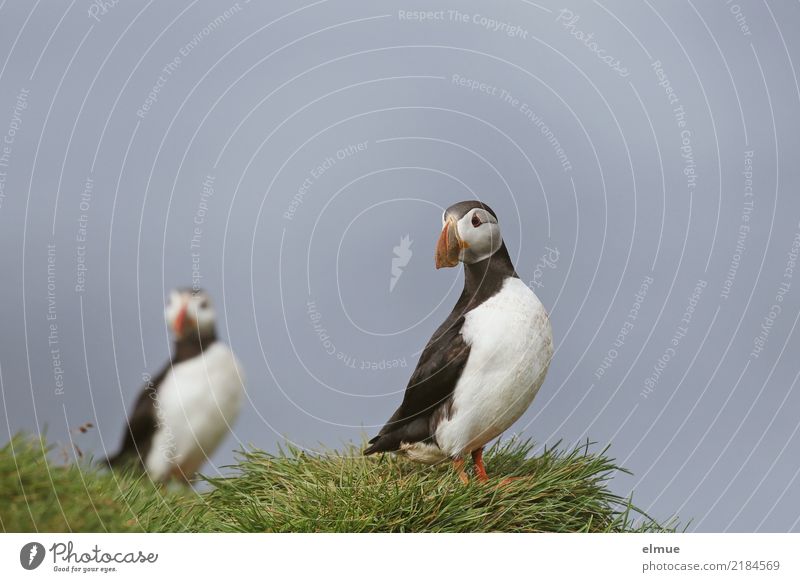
435,217 -> 462,269
174,302 -> 189,337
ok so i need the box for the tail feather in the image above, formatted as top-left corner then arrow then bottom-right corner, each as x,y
364,416 -> 432,455
363,442 -> 381,455
363,437 -> 382,455
364,433 -> 402,455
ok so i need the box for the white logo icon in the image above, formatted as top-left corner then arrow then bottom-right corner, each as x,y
390,235 -> 413,292
20,542 -> 45,570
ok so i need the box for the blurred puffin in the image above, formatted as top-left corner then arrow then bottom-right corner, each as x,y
365,201 -> 553,483
104,288 -> 244,482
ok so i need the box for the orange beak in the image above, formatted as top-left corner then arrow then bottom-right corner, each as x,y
174,303 -> 188,337
435,217 -> 463,269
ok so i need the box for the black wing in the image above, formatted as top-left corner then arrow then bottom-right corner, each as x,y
102,362 -> 170,469
364,315 -> 471,454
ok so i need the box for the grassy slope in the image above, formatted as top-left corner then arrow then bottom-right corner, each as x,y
0,435 -> 675,533
0,436 -> 188,532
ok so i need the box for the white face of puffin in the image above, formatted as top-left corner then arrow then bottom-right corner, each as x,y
435,206 -> 502,268
164,289 -> 216,340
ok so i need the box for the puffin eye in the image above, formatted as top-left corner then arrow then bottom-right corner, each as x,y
199,299 -> 209,309
471,213 -> 482,228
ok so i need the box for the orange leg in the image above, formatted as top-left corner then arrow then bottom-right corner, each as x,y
472,448 -> 489,482
453,457 -> 469,484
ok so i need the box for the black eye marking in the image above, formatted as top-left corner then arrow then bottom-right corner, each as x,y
471,213 -> 482,228
199,300 -> 209,308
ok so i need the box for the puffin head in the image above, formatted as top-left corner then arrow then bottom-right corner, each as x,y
165,288 -> 216,341
435,201 -> 503,269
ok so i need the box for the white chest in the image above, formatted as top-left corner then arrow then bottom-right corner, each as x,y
436,277 -> 553,456
145,342 -> 244,480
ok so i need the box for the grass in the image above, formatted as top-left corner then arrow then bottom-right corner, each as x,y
0,434 -> 676,533
0,435 -> 189,532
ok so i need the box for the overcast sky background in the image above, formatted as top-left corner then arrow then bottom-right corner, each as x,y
1,0 -> 799,532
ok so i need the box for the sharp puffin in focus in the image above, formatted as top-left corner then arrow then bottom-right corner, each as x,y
104,289 -> 245,482
365,201 -> 553,483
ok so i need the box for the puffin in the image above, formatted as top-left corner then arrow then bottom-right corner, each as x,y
365,201 -> 553,483
104,288 -> 245,482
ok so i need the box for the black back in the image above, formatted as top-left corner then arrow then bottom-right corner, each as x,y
364,227 -> 518,455
103,330 -> 216,470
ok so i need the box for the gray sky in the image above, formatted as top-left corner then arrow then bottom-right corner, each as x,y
1,0 -> 799,532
